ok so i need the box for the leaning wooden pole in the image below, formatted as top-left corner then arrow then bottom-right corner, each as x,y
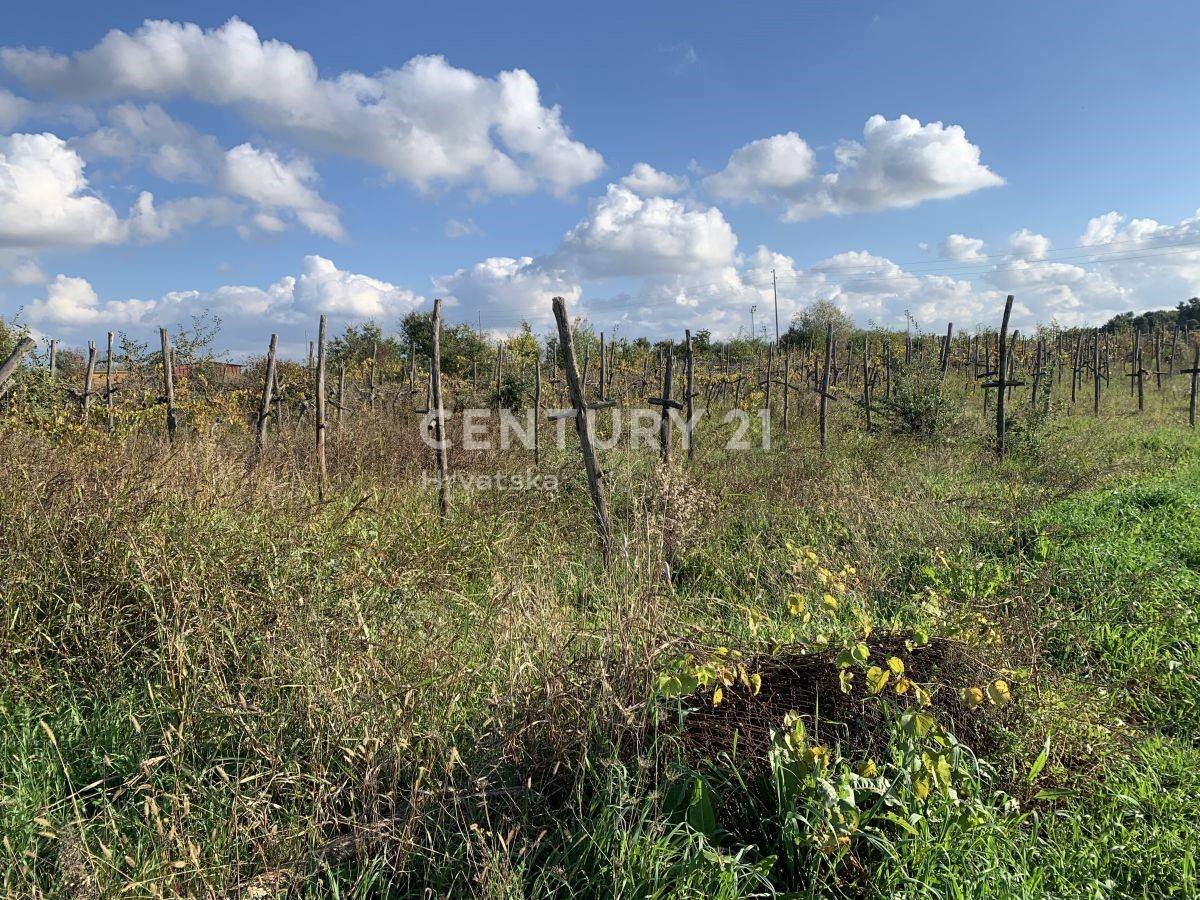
256,333 -> 278,453
315,314 -> 329,500
0,336 -> 36,399
159,329 -> 177,441
430,298 -> 450,516
552,296 -> 612,564
80,341 -> 97,423
819,322 -> 833,451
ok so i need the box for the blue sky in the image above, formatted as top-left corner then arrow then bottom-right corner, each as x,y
1,1 -> 1198,356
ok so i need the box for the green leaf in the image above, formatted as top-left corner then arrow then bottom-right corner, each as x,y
1027,733 -> 1051,783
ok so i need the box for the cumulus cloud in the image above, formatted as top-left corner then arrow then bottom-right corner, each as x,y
78,102 -> 222,182
0,132 -> 127,248
706,115 -> 1002,221
705,132 -> 816,204
2,17 -> 604,196
0,88 -> 31,129
24,254 -> 423,333
434,256 -> 580,327
219,143 -> 343,239
556,184 -> 737,278
939,233 -> 986,262
619,162 -> 688,197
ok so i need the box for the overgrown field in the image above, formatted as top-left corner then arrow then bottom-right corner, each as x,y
3,385 -> 1200,897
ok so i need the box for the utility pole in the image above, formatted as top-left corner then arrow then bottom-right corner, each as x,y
750,304 -> 757,341
772,268 -> 780,349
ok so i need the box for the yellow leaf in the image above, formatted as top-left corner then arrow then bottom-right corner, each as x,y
866,666 -> 890,695
987,680 -> 1012,706
838,669 -> 855,694
821,593 -> 839,610
894,676 -> 911,695
886,656 -> 905,676
960,687 -> 985,708
749,673 -> 762,696
712,687 -> 724,707
858,758 -> 878,777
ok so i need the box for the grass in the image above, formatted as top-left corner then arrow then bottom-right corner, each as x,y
2,368 -> 1200,897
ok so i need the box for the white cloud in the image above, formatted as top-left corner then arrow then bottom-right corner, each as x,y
2,256 -> 47,286
79,103 -> 222,182
24,254 -> 423,332
445,217 -> 482,239
0,88 -> 31,130
0,132 -> 126,248
219,143 -> 343,239
619,162 -> 688,197
125,191 -> 241,242
706,115 -> 1002,221
938,233 -> 986,262
2,17 -> 604,196
705,132 -> 816,204
556,184 -> 737,278
434,256 -> 580,327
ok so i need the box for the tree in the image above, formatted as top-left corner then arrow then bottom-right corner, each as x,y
782,299 -> 854,350
402,310 -> 488,379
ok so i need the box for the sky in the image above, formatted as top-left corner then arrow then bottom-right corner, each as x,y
1,1 -> 1198,358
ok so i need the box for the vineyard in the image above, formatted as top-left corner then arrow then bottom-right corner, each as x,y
2,294 -> 1199,898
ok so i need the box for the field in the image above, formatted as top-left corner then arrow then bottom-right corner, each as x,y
2,316 -> 1199,898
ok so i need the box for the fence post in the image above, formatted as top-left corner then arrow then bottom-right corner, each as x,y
256,334 -> 278,452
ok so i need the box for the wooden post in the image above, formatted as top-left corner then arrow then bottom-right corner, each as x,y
495,343 -> 504,415
862,337 -> 872,431
782,347 -> 791,433
0,336 -> 36,399
819,322 -> 833,451
1184,346 -> 1200,428
336,363 -> 346,438
256,334 -> 278,452
939,322 -> 953,375
533,352 -> 541,466
104,331 -> 115,431
430,299 -> 450,516
48,339 -> 57,383
652,353 -> 676,463
994,296 -> 1014,457
1093,329 -> 1101,416
599,331 -> 606,401
684,330 -> 696,460
315,315 -> 328,500
80,341 -> 96,422
552,296 -> 612,563
160,328 -> 176,442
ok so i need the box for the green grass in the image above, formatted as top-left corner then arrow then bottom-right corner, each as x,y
3,384 -> 1200,897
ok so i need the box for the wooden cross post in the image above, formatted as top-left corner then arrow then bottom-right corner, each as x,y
495,342 -> 504,417
819,322 -> 835,451
551,296 -> 612,563
336,363 -> 346,438
1183,345 -> 1200,428
430,298 -> 450,516
160,328 -> 177,442
1093,329 -> 1102,416
782,347 -> 791,433
0,335 -> 36,400
315,314 -> 329,500
649,352 -> 682,463
987,295 -> 1020,457
862,336 -> 872,432
256,334 -> 278,453
599,331 -> 606,401
101,331 -> 115,431
47,339 -> 57,384
79,341 -> 96,423
939,322 -> 954,375
533,352 -> 542,466
684,330 -> 696,460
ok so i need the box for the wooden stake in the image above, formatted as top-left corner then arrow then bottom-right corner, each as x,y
160,328 -> 177,442
684,330 -> 696,460
552,296 -> 612,563
430,298 -> 450,516
256,334 -> 278,453
0,336 -> 36,399
315,314 -> 328,500
1184,345 -> 1200,428
105,331 -> 115,432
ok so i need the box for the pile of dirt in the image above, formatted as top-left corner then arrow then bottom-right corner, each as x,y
679,634 -> 999,772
